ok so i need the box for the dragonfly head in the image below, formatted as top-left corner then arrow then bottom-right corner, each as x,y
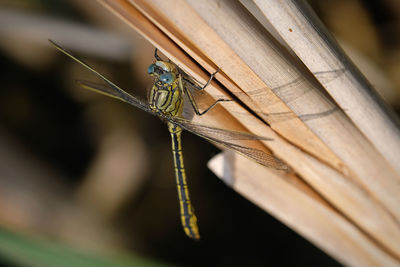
148,61 -> 176,77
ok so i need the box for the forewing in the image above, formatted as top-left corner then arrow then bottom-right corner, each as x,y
77,80 -> 153,114
49,40 -> 152,114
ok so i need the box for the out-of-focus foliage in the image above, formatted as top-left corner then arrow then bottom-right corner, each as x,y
0,229 -> 167,267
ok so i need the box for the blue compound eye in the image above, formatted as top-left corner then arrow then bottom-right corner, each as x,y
160,73 -> 175,84
147,64 -> 156,74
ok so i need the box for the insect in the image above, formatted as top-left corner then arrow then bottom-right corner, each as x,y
49,40 -> 288,240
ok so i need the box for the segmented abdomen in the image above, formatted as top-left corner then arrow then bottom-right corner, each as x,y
168,122 -> 200,240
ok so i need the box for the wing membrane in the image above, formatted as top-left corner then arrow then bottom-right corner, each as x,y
169,117 -> 272,141
209,139 -> 289,171
166,117 -> 289,170
49,40 -> 151,113
77,80 -> 153,114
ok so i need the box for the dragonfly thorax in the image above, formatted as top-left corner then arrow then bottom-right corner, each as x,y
148,62 -> 184,118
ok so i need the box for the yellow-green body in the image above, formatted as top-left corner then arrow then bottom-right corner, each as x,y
148,61 -> 200,240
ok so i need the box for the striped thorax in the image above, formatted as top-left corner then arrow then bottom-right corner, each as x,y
148,60 -> 184,117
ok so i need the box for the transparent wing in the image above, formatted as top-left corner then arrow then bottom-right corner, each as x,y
247,69 -> 345,103
78,80 -> 286,170
169,117 -> 272,141
168,117 -> 289,170
208,139 -> 289,171
224,69 -> 344,124
77,80 -> 153,114
258,107 -> 338,123
49,40 -> 152,114
77,81 -> 287,170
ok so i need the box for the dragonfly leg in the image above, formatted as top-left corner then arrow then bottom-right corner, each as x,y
154,48 -> 163,61
183,68 -> 220,91
200,68 -> 220,90
196,98 -> 231,116
180,74 -> 231,116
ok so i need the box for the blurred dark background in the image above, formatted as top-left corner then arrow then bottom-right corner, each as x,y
0,0 -> 399,266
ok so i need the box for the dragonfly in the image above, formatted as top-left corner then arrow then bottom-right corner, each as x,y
49,40 -> 288,240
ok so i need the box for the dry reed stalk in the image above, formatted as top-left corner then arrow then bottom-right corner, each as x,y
96,0 -> 400,265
